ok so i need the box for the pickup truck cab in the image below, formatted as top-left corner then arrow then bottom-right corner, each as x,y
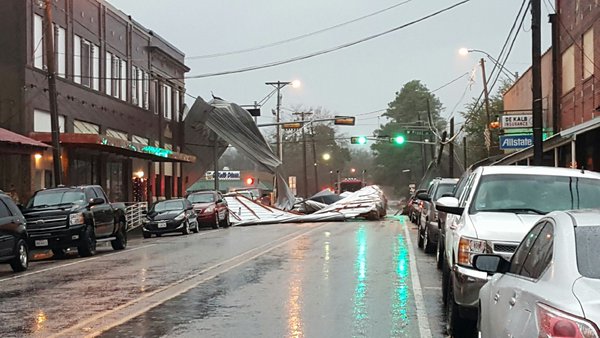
22,185 -> 127,257
436,165 -> 600,336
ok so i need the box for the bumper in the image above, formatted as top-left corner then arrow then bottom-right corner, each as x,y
452,265 -> 490,316
196,212 -> 216,223
27,224 -> 87,250
143,219 -> 185,234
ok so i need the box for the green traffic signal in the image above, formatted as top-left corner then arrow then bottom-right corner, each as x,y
393,135 -> 406,144
351,136 -> 368,145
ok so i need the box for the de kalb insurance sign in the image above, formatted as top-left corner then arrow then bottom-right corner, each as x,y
499,134 -> 533,150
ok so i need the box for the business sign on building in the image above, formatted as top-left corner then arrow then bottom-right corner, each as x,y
205,171 -> 241,180
501,114 -> 533,128
499,134 -> 533,150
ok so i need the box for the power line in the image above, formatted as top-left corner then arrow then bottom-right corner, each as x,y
187,0 -> 413,60
184,0 -> 471,79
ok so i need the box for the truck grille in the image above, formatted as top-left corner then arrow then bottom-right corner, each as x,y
26,216 -> 68,232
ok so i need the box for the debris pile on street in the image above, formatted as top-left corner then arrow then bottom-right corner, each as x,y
225,185 -> 387,226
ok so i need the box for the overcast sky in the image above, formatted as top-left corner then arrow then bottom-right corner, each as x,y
107,0 -> 552,140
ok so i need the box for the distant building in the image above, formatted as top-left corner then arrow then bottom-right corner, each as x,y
0,0 -> 194,202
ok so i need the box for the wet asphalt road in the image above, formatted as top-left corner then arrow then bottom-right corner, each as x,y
0,215 -> 450,338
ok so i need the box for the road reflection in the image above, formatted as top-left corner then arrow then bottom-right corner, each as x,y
287,237 -> 307,338
391,231 -> 410,336
323,231 -> 330,280
34,309 -> 47,333
353,226 -> 368,334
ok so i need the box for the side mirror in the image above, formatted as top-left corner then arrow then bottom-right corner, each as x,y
441,193 -> 454,198
89,197 -> 105,206
473,254 -> 510,274
435,196 -> 464,215
216,199 -> 223,204
417,192 -> 431,202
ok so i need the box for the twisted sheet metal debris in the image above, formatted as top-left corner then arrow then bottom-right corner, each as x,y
226,186 -> 386,226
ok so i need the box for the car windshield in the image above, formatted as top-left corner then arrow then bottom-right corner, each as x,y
471,174 -> 600,214
153,200 -> 185,212
575,226 -> 600,279
434,183 -> 456,200
188,193 -> 215,203
27,189 -> 86,208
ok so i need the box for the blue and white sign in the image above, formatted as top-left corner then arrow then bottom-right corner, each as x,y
499,135 -> 533,150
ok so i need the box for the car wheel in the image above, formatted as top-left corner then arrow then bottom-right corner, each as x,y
220,212 -> 231,228
182,220 -> 190,235
111,219 -> 127,250
192,220 -> 199,233
10,240 -> 28,272
424,226 -> 436,254
442,260 -> 450,306
77,225 -> 97,257
446,274 -> 476,337
436,240 -> 444,270
52,248 -> 67,259
417,225 -> 424,249
211,213 -> 219,229
143,231 -> 151,239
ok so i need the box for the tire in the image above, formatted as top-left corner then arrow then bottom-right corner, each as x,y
424,226 -> 436,254
182,220 -> 190,235
192,220 -> 199,233
77,225 -> 97,257
417,225 -> 424,249
111,220 -> 127,250
436,240 -> 444,270
52,248 -> 67,259
446,274 -> 476,337
220,212 -> 231,228
9,240 -> 28,272
211,213 -> 219,229
442,261 -> 450,306
143,231 -> 151,239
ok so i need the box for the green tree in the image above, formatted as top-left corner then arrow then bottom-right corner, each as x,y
372,80 -> 445,195
460,79 -> 512,165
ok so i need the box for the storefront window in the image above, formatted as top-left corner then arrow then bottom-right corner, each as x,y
106,161 -> 124,202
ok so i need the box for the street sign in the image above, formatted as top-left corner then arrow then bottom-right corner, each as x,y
499,134 -> 533,149
404,130 -> 431,136
501,114 -> 533,128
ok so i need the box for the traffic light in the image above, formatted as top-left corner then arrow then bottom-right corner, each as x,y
245,177 -> 255,185
334,116 -> 355,126
282,122 -> 303,129
391,135 -> 406,145
350,136 -> 368,145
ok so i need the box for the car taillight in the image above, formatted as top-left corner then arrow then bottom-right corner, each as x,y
537,303 -> 600,338
419,201 -> 424,208
457,237 -> 486,267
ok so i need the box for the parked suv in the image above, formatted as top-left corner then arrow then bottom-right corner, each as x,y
22,185 -> 128,258
417,178 -> 458,254
0,191 -> 29,272
436,166 -> 600,336
187,191 -> 230,229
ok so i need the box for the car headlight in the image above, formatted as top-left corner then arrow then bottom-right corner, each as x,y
458,236 -> 487,267
174,212 -> 185,221
203,205 -> 215,214
69,212 -> 85,225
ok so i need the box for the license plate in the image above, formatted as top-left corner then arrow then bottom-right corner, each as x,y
158,222 -> 167,228
35,239 -> 48,247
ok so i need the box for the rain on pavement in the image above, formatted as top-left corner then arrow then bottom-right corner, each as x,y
0,216 -> 448,338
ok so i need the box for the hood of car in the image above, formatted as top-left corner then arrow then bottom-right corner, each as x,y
573,277 -> 600,324
148,210 -> 182,221
192,202 -> 214,209
467,212 -> 543,242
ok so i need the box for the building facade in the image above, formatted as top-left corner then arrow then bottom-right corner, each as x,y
0,0 -> 194,202
498,0 -> 600,170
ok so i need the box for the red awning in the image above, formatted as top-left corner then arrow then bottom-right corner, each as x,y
0,128 -> 49,154
30,133 -> 196,163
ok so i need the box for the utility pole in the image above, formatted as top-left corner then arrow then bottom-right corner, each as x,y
532,0 -> 543,165
44,0 -> 62,185
463,136 -> 468,171
310,124 -> 319,194
293,111 -> 312,198
480,58 -> 492,157
449,118 -> 455,177
418,112 -> 425,178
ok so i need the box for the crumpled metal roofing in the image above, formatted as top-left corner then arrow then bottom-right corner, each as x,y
225,185 -> 386,226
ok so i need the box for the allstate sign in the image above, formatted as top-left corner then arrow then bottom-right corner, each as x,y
500,134 -> 533,150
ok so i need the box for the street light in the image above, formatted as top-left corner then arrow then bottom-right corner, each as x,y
458,48 -> 517,80
322,153 -> 331,161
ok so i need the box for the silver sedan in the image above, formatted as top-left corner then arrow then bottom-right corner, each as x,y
473,210 -> 600,338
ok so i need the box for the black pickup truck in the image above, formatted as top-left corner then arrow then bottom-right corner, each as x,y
22,185 -> 128,257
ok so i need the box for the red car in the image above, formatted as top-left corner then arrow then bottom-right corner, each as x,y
187,191 -> 230,229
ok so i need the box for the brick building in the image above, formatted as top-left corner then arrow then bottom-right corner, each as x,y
0,0 -> 196,202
